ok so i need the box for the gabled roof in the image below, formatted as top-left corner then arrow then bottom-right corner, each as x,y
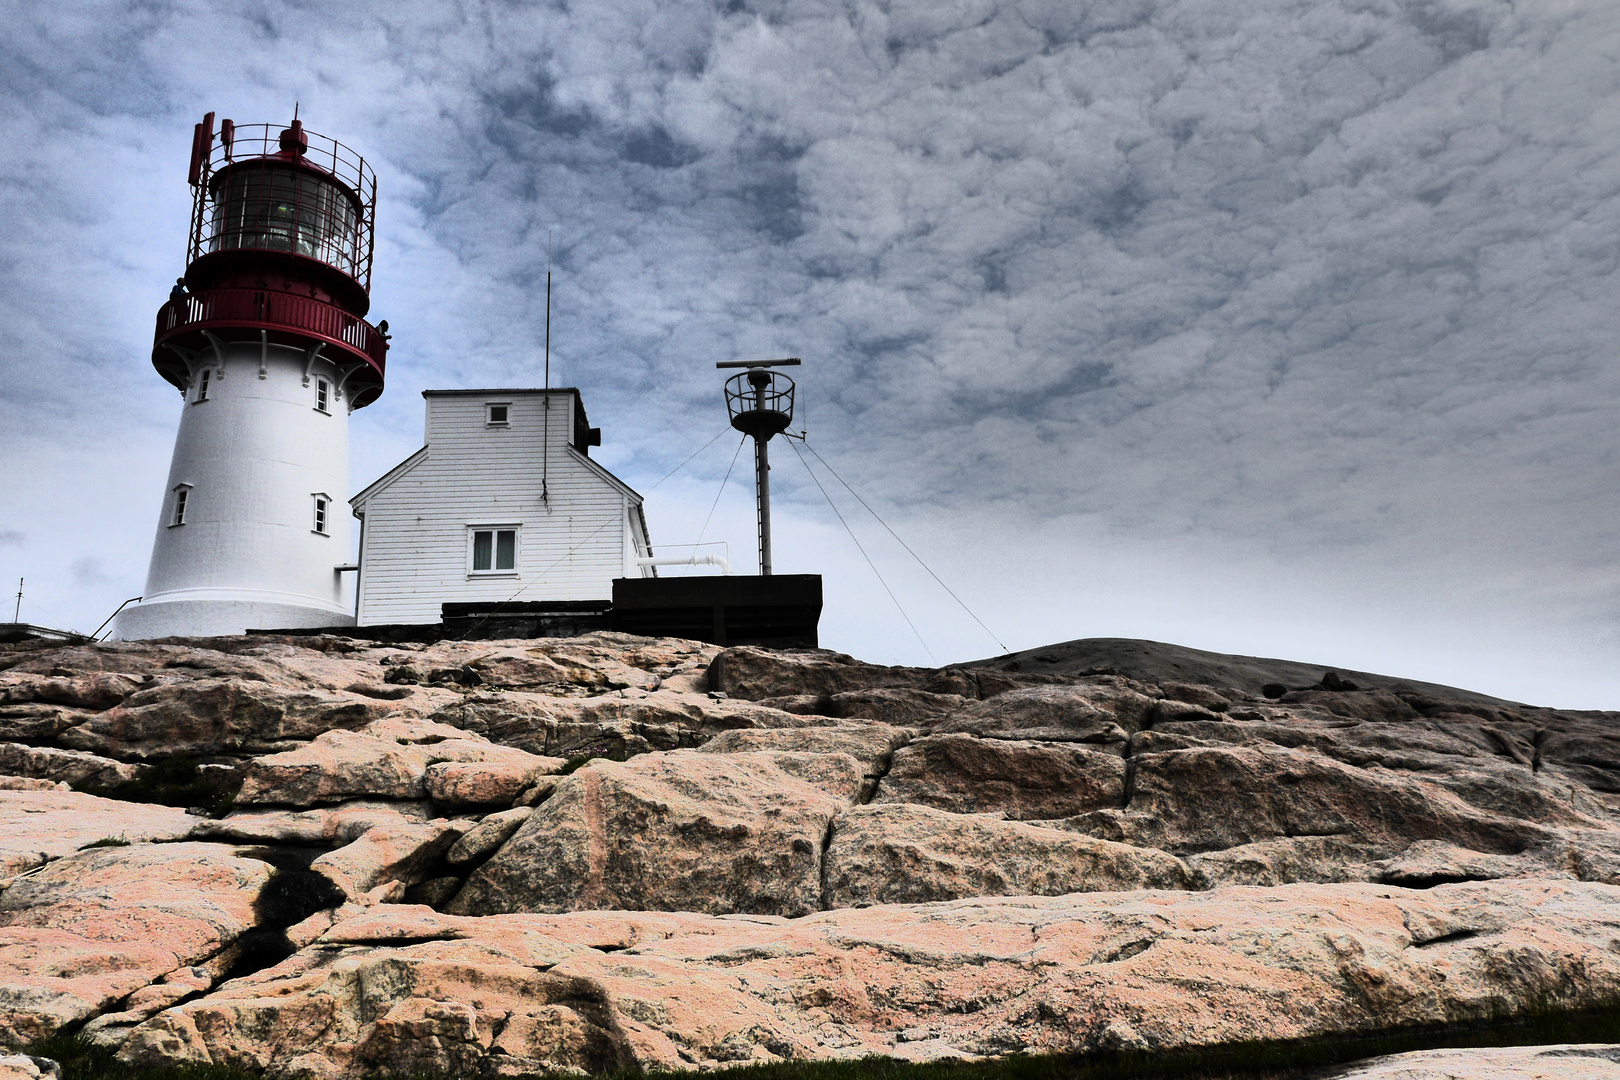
420,388 -> 583,395
350,445 -> 427,510
568,446 -> 643,503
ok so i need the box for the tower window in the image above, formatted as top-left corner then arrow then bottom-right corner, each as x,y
315,379 -> 330,413
486,403 -> 510,426
313,494 -> 330,535
195,369 -> 211,403
469,527 -> 518,573
171,486 -> 190,526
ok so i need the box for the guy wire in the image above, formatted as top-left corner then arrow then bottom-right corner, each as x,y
800,440 -> 1008,653
787,437 -> 933,662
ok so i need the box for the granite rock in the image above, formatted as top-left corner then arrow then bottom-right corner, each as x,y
871,733 -> 1125,819
824,802 -> 1191,906
236,729 -> 557,807
1323,1043 -> 1620,1079
450,750 -> 863,917
0,788 -> 196,881
0,843 -> 272,1042
117,880 -> 1620,1075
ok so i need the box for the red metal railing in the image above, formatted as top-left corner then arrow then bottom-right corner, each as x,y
155,288 -> 387,379
187,121 -> 378,293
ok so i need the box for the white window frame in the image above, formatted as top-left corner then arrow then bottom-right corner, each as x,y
486,402 -> 512,427
312,493 -> 331,536
467,524 -> 519,576
194,368 -> 211,403
315,378 -> 330,414
170,484 -> 192,527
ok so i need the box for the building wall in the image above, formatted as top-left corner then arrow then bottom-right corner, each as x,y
117,340 -> 355,639
354,391 -> 647,625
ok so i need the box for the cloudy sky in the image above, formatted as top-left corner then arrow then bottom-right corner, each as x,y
3,0 -> 1619,706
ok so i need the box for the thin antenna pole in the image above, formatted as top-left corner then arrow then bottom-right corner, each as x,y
12,578 -> 20,623
542,235 -> 552,506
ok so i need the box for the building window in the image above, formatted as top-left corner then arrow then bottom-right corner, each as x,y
171,486 -> 190,526
486,403 -> 510,426
194,369 -> 210,403
470,527 -> 518,573
313,494 -> 330,535
315,379 -> 330,413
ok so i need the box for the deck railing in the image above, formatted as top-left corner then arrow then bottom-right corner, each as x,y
155,288 -> 387,377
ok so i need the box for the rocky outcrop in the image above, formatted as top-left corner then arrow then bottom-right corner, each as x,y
825,803 -> 1191,905
0,789 -> 195,880
707,646 -> 968,700
432,688 -> 830,760
58,681 -> 386,760
969,636 -> 1519,706
5,630 -> 1620,1072
870,733 -> 1124,818
930,682 -> 1152,745
235,729 -> 561,807
449,750 -> 864,917
116,880 -> 1620,1075
1061,743 -> 1603,859
0,1053 -> 60,1080
1326,1044 -> 1620,1078
0,744 -> 142,788
0,843 -> 272,1041
446,806 -> 533,866
755,688 -> 974,725
192,801 -> 436,846
310,819 -> 470,900
697,722 -> 910,776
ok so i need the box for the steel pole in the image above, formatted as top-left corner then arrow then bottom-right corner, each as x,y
755,435 -> 772,576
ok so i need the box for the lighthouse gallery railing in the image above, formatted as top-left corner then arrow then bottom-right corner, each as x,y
156,288 -> 387,378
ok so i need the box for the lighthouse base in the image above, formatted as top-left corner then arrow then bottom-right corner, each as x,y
114,596 -> 354,641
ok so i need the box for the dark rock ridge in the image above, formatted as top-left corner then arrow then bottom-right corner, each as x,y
968,636 -> 1521,707
0,631 -> 1617,1074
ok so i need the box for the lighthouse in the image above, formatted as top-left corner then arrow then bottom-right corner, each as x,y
116,112 -> 387,640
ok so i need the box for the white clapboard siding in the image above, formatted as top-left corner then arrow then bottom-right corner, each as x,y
352,390 -> 651,625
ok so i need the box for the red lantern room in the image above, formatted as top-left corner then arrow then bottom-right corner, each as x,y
152,111 -> 388,409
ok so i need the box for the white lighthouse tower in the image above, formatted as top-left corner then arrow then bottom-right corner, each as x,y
116,113 -> 388,640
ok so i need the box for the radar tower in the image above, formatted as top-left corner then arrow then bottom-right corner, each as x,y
718,358 -> 799,575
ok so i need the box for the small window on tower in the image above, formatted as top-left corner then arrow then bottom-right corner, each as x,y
469,527 -> 518,573
487,403 -> 510,426
195,369 -> 211,403
313,495 -> 330,535
171,486 -> 190,527
315,379 -> 330,413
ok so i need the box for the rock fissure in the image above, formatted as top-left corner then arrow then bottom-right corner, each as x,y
817,815 -> 837,911
226,846 -> 348,980
1408,928 -> 1484,948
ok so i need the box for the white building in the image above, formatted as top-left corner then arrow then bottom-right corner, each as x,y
116,112 -> 388,640
116,343 -> 362,639
350,389 -> 653,625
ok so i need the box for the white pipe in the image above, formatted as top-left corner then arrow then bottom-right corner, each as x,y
636,554 -> 732,575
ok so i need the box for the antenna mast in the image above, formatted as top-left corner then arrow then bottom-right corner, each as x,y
719,358 -> 800,575
542,237 -> 552,506
12,578 -> 20,623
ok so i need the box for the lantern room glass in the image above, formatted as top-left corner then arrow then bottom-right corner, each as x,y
209,164 -> 361,277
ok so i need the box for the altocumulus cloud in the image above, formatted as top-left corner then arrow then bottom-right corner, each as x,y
1,0 -> 1618,705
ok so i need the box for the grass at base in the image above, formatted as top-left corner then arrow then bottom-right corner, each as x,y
19,1001 -> 1620,1080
